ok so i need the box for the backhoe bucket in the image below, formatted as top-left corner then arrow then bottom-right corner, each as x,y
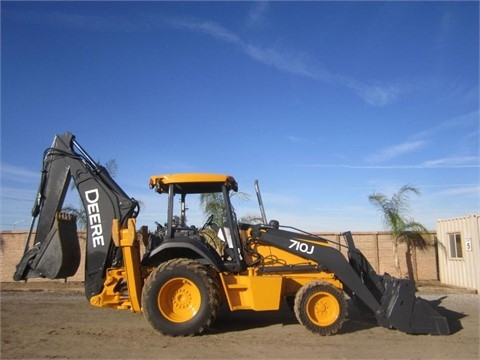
13,213 -> 81,281
376,275 -> 450,335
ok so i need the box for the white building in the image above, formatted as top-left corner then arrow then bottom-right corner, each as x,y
436,214 -> 479,293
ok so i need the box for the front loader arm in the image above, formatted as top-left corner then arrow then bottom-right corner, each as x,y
253,226 -> 381,313
14,132 -> 139,300
254,226 -> 449,335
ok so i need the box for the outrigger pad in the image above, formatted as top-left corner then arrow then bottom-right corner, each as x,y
377,275 -> 450,335
14,213 -> 81,280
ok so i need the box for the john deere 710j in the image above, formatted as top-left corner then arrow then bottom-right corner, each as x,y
14,132 -> 449,336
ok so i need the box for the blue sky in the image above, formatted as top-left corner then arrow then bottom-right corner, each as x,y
1,1 -> 479,232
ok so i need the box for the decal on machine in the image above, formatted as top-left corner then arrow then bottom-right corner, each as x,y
85,189 -> 104,248
289,239 -> 314,254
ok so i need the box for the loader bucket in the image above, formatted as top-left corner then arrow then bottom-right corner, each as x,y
13,213 -> 81,281
343,232 -> 449,335
376,275 -> 450,335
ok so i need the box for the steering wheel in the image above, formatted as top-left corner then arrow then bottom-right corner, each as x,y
202,214 -> 215,229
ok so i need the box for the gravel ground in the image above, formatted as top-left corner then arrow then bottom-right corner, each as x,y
1,281 -> 478,359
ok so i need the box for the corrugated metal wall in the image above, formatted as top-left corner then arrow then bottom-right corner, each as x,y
436,214 -> 479,292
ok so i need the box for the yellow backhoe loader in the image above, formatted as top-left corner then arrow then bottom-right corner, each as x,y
14,132 -> 450,336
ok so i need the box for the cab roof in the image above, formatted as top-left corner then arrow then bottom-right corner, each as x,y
149,173 -> 238,194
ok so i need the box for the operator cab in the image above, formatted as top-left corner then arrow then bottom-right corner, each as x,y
146,174 -> 244,271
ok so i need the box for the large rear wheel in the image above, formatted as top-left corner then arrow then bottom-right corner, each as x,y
142,258 -> 220,336
294,281 -> 347,336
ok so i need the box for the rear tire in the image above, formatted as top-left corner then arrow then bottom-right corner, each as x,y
142,258 -> 220,336
294,281 -> 347,336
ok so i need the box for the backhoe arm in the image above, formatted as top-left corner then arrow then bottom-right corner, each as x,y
13,132 -> 139,300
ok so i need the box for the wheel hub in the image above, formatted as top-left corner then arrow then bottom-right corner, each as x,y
158,277 -> 201,323
307,292 -> 339,327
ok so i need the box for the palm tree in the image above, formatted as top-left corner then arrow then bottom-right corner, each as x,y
368,184 -> 430,279
199,191 -> 252,225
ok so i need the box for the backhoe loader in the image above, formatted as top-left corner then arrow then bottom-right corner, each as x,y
14,132 -> 450,336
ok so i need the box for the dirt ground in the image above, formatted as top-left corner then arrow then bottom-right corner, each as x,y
1,281 -> 478,360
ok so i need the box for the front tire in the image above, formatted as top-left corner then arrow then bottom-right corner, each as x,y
294,281 -> 347,336
142,258 -> 220,336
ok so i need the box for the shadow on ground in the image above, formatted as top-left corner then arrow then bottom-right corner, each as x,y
207,297 -> 467,336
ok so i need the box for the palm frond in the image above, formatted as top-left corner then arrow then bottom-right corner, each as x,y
199,190 -> 251,224
368,184 -> 427,248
